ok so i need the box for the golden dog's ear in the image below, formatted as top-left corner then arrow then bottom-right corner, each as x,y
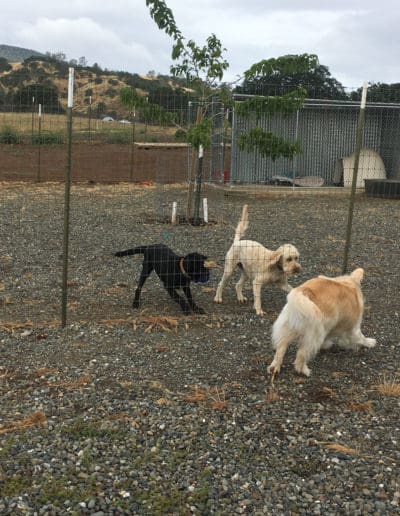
351,268 -> 364,283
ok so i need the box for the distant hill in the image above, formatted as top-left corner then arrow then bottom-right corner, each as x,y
0,44 -> 44,62
0,51 -> 196,119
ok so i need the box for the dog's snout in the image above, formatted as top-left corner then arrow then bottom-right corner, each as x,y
295,264 -> 302,273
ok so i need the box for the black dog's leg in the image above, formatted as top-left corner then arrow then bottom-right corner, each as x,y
183,285 -> 205,314
133,264 -> 153,308
165,286 -> 192,315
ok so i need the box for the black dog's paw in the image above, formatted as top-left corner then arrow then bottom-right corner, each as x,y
193,306 -> 205,315
132,300 -> 140,309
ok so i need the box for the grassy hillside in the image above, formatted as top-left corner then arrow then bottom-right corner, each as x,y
0,48 -> 195,122
0,44 -> 44,62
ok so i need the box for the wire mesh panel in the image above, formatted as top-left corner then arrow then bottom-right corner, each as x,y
231,97 -> 400,189
2,67 -> 400,328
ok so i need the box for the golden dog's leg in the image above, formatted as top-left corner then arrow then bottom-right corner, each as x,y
268,336 -> 292,374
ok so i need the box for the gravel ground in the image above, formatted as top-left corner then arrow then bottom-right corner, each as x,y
1,182 -> 400,515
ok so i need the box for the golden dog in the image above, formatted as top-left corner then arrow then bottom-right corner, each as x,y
268,268 -> 376,377
214,205 -> 302,315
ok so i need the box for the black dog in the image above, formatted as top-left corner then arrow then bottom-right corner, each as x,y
115,244 -> 210,315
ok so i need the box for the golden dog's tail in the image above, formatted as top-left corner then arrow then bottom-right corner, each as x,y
234,204 -> 249,243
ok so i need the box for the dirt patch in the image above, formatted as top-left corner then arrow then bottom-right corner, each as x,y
0,143 -> 229,183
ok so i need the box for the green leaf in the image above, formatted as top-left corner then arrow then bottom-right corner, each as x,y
238,128 -> 302,161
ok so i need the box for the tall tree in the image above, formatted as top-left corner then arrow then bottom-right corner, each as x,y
236,58 -> 347,100
350,82 -> 400,103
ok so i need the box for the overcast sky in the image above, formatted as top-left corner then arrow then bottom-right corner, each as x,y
1,0 -> 399,89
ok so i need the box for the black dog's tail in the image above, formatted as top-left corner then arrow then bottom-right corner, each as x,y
115,246 -> 148,258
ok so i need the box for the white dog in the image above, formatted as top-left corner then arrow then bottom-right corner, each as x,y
268,268 -> 376,377
214,205 -> 302,315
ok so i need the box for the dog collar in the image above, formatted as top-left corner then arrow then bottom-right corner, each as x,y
179,258 -> 191,279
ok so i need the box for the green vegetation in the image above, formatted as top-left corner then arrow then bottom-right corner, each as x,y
31,131 -> 64,145
0,124 -> 20,143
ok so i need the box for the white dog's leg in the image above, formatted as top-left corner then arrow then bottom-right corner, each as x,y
235,271 -> 249,303
278,279 -> 292,293
214,253 -> 236,304
252,280 -> 264,315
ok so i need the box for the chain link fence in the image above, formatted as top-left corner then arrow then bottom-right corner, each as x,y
231,96 -> 400,196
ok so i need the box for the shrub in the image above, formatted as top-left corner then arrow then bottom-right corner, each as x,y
105,131 -> 131,144
31,132 -> 63,144
0,125 -> 20,144
174,128 -> 187,142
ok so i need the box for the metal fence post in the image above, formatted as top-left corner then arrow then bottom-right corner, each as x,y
61,67 -> 74,327
342,82 -> 369,273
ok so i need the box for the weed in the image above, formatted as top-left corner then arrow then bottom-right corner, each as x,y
0,125 -> 20,144
0,473 -> 32,497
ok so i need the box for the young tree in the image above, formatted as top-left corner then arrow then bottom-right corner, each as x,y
146,0 -> 229,222
235,54 -> 319,160
145,2 -> 321,219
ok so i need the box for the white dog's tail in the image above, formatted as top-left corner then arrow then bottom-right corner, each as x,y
271,288 -> 322,349
234,204 -> 249,243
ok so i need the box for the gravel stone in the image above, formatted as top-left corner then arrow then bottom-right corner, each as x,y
0,183 -> 399,514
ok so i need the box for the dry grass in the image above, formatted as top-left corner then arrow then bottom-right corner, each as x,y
109,413 -> 140,427
182,385 -> 228,410
319,442 -> 362,456
345,400 -> 373,412
209,388 -> 228,411
264,387 -> 280,403
0,320 -> 60,334
0,411 -> 47,435
0,111 -> 177,141
42,376 -> 91,390
372,374 -> 400,397
0,314 -> 180,334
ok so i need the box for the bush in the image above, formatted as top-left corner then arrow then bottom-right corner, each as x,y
31,132 -> 63,144
0,125 -> 21,144
174,128 -> 187,142
105,131 -> 131,144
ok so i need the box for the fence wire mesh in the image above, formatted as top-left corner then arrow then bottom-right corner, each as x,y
1,70 -> 399,326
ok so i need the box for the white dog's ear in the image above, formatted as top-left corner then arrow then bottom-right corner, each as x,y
269,249 -> 283,267
350,268 -> 364,283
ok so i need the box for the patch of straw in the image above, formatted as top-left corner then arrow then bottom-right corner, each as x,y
0,411 -> 47,435
210,388 -> 228,411
372,373 -> 400,397
318,442 -> 361,456
109,413 -> 140,427
345,400 -> 373,412
44,376 -> 91,390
